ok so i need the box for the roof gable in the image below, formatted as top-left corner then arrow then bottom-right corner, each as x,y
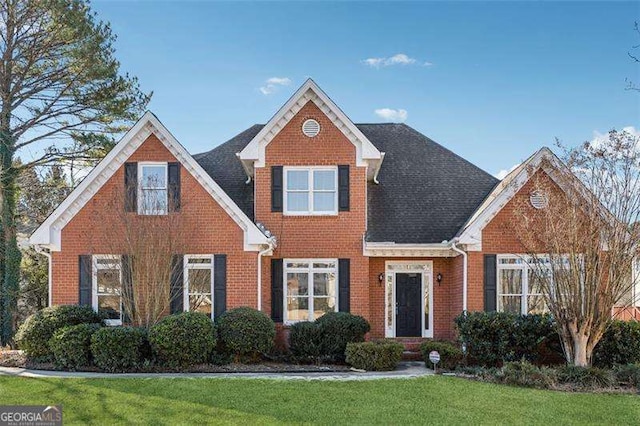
238,79 -> 383,178
30,112 -> 270,251
456,147 -> 568,249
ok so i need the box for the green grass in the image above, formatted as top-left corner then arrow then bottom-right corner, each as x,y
0,376 -> 638,425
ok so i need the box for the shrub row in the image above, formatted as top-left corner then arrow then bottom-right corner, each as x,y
16,306 -> 278,371
456,312 -> 640,368
289,312 -> 370,363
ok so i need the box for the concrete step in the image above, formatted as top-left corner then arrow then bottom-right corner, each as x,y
401,350 -> 423,361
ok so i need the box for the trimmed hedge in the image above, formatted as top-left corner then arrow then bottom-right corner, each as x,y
420,341 -> 463,370
289,321 -> 323,360
345,341 -> 404,371
593,321 -> 640,368
91,327 -> 149,372
315,312 -> 370,362
148,312 -> 216,368
215,307 -> 275,361
455,312 -> 562,367
15,305 -> 103,360
49,323 -> 102,369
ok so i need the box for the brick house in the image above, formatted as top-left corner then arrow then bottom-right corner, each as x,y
29,79 -> 640,341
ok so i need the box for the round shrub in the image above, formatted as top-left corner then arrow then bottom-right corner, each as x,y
315,312 -> 370,362
345,341 -> 404,371
420,340 -> 463,370
148,312 -> 215,368
289,321 -> 323,360
91,327 -> 149,372
216,307 -> 275,360
593,321 -> 640,367
49,323 -> 102,369
15,305 -> 103,360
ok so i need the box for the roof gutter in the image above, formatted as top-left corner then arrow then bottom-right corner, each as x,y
372,152 -> 386,184
236,153 -> 253,184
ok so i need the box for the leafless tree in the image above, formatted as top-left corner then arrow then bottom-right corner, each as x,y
510,129 -> 640,366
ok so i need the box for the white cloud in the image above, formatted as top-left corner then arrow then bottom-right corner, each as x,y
374,108 -> 408,122
362,53 -> 430,68
259,77 -> 291,95
591,126 -> 640,148
495,163 -> 520,180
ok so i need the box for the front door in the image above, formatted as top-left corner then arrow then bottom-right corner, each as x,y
395,273 -> 422,337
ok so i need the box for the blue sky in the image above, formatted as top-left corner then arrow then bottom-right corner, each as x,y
92,1 -> 640,178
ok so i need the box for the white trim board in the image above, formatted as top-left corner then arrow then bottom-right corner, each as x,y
30,111 -> 271,252
237,79 -> 384,180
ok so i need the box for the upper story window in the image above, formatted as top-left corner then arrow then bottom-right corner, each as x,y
139,162 -> 168,215
93,255 -> 122,326
284,167 -> 337,215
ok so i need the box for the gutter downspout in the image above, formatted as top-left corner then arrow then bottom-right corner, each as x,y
34,245 -> 53,307
451,239 -> 468,313
257,243 -> 275,311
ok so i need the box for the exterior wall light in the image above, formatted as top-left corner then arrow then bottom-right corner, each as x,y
436,273 -> 443,285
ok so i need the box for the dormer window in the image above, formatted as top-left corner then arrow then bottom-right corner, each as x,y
139,162 -> 168,215
284,167 -> 337,215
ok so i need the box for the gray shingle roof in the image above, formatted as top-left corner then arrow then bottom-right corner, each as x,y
194,123 -> 499,243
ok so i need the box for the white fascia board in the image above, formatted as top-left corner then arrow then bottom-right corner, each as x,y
30,111 -> 270,252
364,241 -> 456,257
238,79 -> 382,174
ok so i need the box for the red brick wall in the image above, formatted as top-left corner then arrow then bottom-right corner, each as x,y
368,257 -> 463,339
51,134 -> 257,309
255,101 -> 369,321
467,169 -> 561,312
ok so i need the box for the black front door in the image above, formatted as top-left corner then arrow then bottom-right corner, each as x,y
395,273 -> 422,337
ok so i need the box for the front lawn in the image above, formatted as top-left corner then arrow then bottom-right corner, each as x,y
0,376 -> 637,425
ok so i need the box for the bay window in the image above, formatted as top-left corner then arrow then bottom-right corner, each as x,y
284,167 -> 337,215
284,260 -> 337,322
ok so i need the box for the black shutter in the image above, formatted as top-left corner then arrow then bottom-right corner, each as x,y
78,255 -> 92,306
124,162 -> 137,212
168,162 -> 181,212
484,254 -> 497,312
121,255 -> 134,324
338,259 -> 350,312
214,255 -> 227,318
271,259 -> 283,322
170,254 -> 184,314
271,166 -> 283,212
338,165 -> 350,211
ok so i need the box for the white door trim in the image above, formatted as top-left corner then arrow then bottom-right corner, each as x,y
384,260 -> 433,338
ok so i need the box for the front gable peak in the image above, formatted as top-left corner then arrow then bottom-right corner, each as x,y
238,79 -> 383,179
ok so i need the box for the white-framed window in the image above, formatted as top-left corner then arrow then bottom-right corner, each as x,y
184,255 -> 214,318
92,255 -> 122,326
283,167 -> 337,215
284,259 -> 338,323
138,162 -> 168,215
497,255 -> 549,315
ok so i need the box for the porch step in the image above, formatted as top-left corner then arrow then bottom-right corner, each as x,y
402,350 -> 423,361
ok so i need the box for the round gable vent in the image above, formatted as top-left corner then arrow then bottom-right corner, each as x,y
302,119 -> 320,137
530,191 -> 549,209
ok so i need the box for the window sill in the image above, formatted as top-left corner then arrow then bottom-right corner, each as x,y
104,319 -> 122,326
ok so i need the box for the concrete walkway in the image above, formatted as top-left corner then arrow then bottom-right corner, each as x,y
0,361 -> 432,381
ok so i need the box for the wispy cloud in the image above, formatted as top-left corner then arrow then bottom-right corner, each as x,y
259,77 -> 292,95
591,126 -> 639,146
495,163 -> 520,180
362,53 -> 432,68
374,108 -> 408,122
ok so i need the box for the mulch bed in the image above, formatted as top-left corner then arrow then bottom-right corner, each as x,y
0,349 -> 351,374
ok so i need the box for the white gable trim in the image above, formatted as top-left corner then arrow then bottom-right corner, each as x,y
30,111 -> 271,252
457,147 -> 567,251
238,79 -> 383,179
